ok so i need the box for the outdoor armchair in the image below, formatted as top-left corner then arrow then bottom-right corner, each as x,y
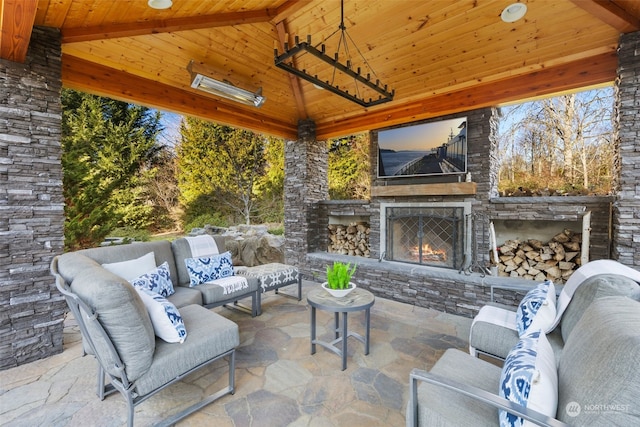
52,256 -> 239,427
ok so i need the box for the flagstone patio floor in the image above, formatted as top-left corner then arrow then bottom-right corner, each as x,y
0,280 -> 472,427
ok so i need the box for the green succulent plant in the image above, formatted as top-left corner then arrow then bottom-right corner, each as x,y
325,261 -> 356,289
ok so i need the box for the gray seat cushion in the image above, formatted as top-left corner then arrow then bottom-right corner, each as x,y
195,276 -> 259,306
557,296 -> 640,425
408,348 -> 502,427
59,253 -> 156,382
167,285 -> 203,308
134,304 -> 239,396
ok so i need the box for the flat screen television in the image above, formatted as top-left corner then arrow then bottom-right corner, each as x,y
377,117 -> 467,178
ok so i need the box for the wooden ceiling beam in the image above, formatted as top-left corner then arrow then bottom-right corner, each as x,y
0,0 -> 38,62
61,54 -> 298,139
315,52 -> 618,140
62,9 -> 279,43
60,0 -> 310,44
270,0 -> 312,25
275,20 -> 307,119
570,0 -> 640,32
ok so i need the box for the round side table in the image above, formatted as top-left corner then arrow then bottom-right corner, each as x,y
307,287 -> 375,370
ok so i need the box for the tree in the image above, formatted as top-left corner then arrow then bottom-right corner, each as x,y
176,118 -> 267,225
328,133 -> 370,200
146,149 -> 181,230
496,87 -> 614,195
61,89 -> 163,249
253,136 -> 285,223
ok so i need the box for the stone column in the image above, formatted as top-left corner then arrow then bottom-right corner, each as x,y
283,119 -> 328,267
0,27 -> 65,369
613,31 -> 640,268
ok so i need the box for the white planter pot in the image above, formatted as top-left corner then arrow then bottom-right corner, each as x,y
321,282 -> 356,298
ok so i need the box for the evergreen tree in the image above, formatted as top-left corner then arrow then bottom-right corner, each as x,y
328,133 -> 370,200
253,136 -> 285,223
61,89 -> 163,249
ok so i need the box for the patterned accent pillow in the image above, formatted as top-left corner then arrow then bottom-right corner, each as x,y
185,251 -> 234,287
130,261 -> 175,297
499,331 -> 558,427
135,287 -> 187,343
516,280 -> 556,337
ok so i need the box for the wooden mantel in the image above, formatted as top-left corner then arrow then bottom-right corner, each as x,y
371,182 -> 477,197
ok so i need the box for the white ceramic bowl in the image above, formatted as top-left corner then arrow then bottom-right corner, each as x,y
321,282 -> 356,298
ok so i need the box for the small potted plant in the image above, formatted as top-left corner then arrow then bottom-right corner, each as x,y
322,261 -> 357,297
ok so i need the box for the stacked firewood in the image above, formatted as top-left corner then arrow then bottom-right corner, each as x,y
328,222 -> 370,257
495,229 -> 582,284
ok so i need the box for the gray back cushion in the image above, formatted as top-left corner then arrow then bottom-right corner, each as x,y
560,273 -> 639,342
557,296 -> 640,425
57,252 -> 156,382
78,240 -> 179,287
171,235 -> 229,287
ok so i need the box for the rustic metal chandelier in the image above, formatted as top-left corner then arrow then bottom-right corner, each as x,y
274,0 -> 394,107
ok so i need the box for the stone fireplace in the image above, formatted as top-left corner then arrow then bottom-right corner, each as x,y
306,106 -> 619,318
380,202 -> 471,270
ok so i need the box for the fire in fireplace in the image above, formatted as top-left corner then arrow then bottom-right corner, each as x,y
380,202 -> 471,269
409,243 -> 448,263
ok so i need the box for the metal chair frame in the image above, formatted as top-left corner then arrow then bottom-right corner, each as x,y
408,369 -> 569,427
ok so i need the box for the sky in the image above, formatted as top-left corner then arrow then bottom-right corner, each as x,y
378,117 -> 466,152
158,111 -> 182,147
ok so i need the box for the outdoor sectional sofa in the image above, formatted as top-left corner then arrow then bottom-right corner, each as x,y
407,261 -> 640,426
59,236 -> 261,314
51,237 -> 246,426
50,234 -> 300,425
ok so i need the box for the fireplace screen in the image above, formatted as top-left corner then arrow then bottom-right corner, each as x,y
385,206 -> 465,269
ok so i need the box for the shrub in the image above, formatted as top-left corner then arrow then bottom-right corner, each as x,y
268,225 -> 284,235
107,227 -> 151,243
183,212 -> 228,232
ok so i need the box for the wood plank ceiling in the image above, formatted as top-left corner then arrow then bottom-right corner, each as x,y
3,0 -> 640,139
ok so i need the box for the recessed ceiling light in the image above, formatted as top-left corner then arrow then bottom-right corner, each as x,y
501,3 -> 527,23
148,0 -> 172,10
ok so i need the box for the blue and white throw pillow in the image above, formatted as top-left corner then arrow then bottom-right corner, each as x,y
516,280 -> 556,337
499,331 -> 558,427
185,251 -> 234,287
130,261 -> 175,297
135,287 -> 187,343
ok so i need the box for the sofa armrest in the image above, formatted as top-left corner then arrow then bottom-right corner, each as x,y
408,368 -> 568,427
490,282 -> 564,303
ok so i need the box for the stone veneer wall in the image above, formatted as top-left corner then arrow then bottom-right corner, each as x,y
284,120 -> 328,266
0,27 -> 66,369
613,31 -> 640,268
